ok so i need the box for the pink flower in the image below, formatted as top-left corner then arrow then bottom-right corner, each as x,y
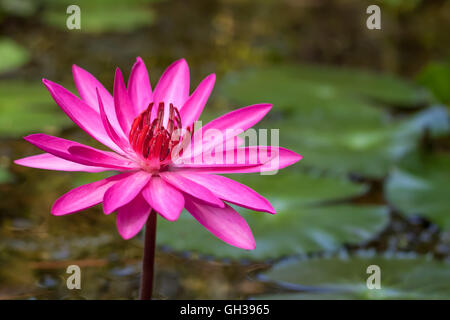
15,58 -> 301,250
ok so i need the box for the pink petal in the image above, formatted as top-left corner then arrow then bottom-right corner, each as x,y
114,68 -> 137,135
24,133 -> 137,170
128,57 -> 153,114
116,194 -> 151,240
14,153 -> 110,172
152,59 -> 190,123
185,198 -> 255,250
178,173 -> 275,214
176,146 -> 302,174
72,64 -> 122,135
179,74 -> 215,127
183,104 -> 272,159
159,172 -> 224,208
42,79 -> 123,154
103,170 -> 151,214
202,103 -> 271,136
142,176 -> 184,221
97,89 -> 132,154
51,173 -> 130,216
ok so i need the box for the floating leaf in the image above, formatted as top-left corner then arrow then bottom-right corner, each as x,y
255,253 -> 450,299
0,38 -> 30,73
267,113 -> 420,178
42,0 -> 158,34
72,171 -> 116,188
230,169 -> 368,206
0,167 -> 13,184
222,65 -> 430,178
158,170 -> 388,260
385,154 -> 450,231
401,106 -> 450,139
417,61 -> 450,106
0,81 -> 71,137
0,0 -> 38,17
222,65 -> 429,111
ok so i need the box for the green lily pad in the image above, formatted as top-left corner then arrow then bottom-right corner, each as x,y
417,61 -> 450,106
385,153 -> 450,231
0,38 -> 30,73
0,0 -> 38,17
401,106 -> 450,139
222,65 -> 429,111
0,167 -> 13,184
42,0 -> 158,34
72,171 -> 116,188
222,65 -> 432,178
255,253 -> 450,299
267,111 -> 424,178
158,170 -> 388,260
0,81 -> 71,137
229,169 -> 368,206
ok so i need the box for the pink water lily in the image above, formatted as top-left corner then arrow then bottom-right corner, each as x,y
15,57 -> 301,250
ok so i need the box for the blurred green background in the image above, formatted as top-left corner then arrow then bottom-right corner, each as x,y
0,0 -> 449,299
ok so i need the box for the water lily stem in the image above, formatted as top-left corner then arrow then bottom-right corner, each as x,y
140,210 -> 157,300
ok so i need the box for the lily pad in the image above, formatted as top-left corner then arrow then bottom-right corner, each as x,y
401,106 -> 450,139
72,171 -> 116,188
229,169 -> 368,205
417,61 -> 450,106
0,38 -> 30,73
222,65 -> 429,111
385,153 -> 450,231
0,167 -> 13,184
222,65 -> 433,178
268,112 -> 423,178
42,0 -> 158,34
0,81 -> 71,137
158,170 -> 388,260
0,0 -> 38,17
255,253 -> 450,299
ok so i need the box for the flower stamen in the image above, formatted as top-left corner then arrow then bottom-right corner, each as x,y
129,102 -> 187,168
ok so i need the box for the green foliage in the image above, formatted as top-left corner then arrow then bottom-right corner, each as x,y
222,64 -> 429,111
255,253 -> 450,299
158,170 -> 388,260
221,65 -> 433,178
0,167 -> 13,184
0,81 -> 71,137
386,154 -> 450,231
0,38 -> 30,73
377,0 -> 422,12
42,0 -> 159,34
417,61 -> 450,106
0,0 -> 37,17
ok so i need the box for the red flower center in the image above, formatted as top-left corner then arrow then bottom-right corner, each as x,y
129,102 -> 191,169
